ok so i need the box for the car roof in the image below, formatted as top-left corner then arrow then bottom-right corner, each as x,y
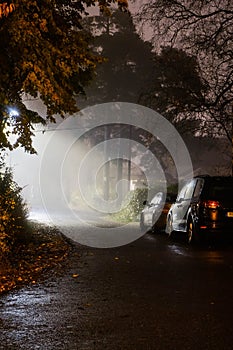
194,175 -> 233,181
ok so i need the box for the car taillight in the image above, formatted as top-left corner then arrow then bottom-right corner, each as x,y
202,200 -> 220,209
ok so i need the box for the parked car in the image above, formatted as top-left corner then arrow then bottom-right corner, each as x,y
166,176 -> 233,243
140,192 -> 176,233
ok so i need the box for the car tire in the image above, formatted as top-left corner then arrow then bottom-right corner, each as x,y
151,214 -> 158,234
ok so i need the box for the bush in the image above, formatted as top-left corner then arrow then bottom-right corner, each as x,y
112,188 -> 149,223
111,184 -> 178,223
0,168 -> 28,254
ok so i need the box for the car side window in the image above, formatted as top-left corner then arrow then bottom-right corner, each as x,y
151,192 -> 163,205
177,184 -> 188,201
184,180 -> 196,200
177,180 -> 196,201
193,179 -> 204,198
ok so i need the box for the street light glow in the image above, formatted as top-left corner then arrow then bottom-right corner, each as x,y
9,108 -> 19,118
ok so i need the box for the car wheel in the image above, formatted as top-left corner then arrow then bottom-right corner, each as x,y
151,214 -> 158,233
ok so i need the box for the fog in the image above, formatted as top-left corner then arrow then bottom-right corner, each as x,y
5,99 -> 105,224
6,124 -> 156,216
5,101 -> 191,247
6,101 -> 163,217
7,125 -> 104,212
5,115 -> 151,248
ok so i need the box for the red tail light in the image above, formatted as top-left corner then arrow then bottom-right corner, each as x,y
202,200 -> 220,209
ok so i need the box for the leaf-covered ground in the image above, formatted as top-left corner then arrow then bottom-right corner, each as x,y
0,223 -> 72,294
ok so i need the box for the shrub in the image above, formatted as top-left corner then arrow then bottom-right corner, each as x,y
0,168 -> 28,254
111,183 -> 178,223
112,188 -> 149,223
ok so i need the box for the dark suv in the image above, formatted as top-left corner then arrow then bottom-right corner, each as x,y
166,176 -> 233,243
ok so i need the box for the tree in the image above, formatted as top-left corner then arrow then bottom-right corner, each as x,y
136,0 -> 233,171
80,11 -> 208,191
79,10 -> 155,198
139,46 -> 207,135
0,0 -> 128,154
0,1 -> 15,18
81,9 -> 154,105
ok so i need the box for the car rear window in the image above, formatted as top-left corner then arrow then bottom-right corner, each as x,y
203,178 -> 233,202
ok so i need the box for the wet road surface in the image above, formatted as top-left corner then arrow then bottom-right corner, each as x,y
1,225 -> 233,349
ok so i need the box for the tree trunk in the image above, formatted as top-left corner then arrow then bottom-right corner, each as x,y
127,125 -> 132,191
103,125 -> 110,200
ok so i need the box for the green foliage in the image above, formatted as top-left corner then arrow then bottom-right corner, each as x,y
167,183 -> 178,197
112,188 -> 148,223
81,10 -> 154,106
0,0 -> 128,155
112,184 -> 178,223
0,167 -> 28,254
139,46 -> 206,133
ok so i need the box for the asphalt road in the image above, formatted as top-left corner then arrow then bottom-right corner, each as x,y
1,226 -> 233,350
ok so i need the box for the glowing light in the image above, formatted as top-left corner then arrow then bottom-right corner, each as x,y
9,108 -> 19,118
203,200 -> 220,209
